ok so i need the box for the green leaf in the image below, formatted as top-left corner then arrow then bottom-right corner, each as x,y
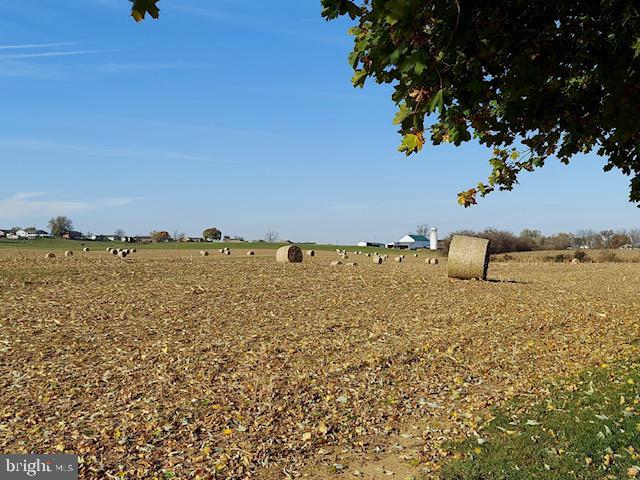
429,89 -> 444,113
393,104 -> 412,125
398,132 -> 424,155
352,70 -> 368,88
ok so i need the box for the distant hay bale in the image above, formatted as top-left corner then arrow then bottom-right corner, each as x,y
447,235 -> 489,280
365,253 -> 371,257
335,248 -> 341,253
200,250 -> 209,256
219,249 -> 224,253
65,251 -> 73,257
83,247 -> 90,252
330,261 -> 342,267
131,248 -> 137,253
276,245 -> 303,263
106,248 -> 112,252
44,252 -> 56,259
123,249 -> 130,255
224,250 -> 231,256
428,258 -> 439,265
373,256 -> 383,265
340,254 -> 348,260
111,249 -> 118,255
414,253 -> 418,257
247,251 -> 255,256
571,258 -> 580,264
306,250 -> 316,257
395,256 -> 403,263
118,251 -> 128,259
346,262 -> 358,267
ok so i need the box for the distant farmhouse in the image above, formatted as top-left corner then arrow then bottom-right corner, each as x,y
357,241 -> 385,248
16,228 -> 50,239
387,234 -> 430,250
62,230 -> 83,240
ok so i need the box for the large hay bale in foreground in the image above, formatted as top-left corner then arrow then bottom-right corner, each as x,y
276,245 -> 303,263
447,235 -> 489,280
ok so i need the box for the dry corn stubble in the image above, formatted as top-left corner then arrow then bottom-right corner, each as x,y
1,251 -> 639,479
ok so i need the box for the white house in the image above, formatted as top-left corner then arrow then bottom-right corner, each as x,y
16,229 -> 49,239
388,234 -> 430,250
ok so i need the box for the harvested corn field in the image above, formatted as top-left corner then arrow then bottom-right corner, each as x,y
1,249 -> 640,479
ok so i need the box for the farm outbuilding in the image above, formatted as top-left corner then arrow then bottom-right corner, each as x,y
387,234 -> 430,250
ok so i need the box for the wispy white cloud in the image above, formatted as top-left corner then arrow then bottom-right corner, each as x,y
0,138 -> 232,164
94,62 -> 182,73
0,50 -> 108,60
0,192 -> 139,221
0,42 -> 75,50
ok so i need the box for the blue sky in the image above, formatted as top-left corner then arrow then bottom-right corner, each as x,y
0,0 -> 637,243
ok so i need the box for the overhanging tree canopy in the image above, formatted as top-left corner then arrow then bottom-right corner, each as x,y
132,0 -> 640,206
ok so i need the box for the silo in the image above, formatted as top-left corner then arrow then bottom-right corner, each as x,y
430,227 -> 438,250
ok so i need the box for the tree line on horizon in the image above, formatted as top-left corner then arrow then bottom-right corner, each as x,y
444,228 -> 640,255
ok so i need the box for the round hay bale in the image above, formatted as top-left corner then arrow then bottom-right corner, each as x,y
365,253 -> 371,257
131,248 -> 137,253
111,249 -> 118,255
447,235 -> 489,280
395,256 -> 403,263
106,247 -> 112,252
224,250 -> 231,256
346,262 -> 358,267
373,256 -> 383,265
429,258 -> 439,265
219,249 -> 224,253
65,250 -> 73,257
330,260 -> 342,267
571,258 -> 580,264
414,253 -> 418,257
336,249 -> 341,253
276,245 -> 303,263
44,252 -> 56,259
118,250 -> 127,258
200,250 -> 209,256
306,250 -> 316,257
123,249 -> 130,255
374,252 -> 379,256
340,254 -> 348,260
247,251 -> 255,256
83,247 -> 90,252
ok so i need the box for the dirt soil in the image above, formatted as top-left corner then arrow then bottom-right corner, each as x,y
1,249 -> 639,479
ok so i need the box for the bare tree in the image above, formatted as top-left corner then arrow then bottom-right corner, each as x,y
264,230 -> 280,243
115,228 -> 126,238
416,224 -> 430,236
628,228 -> 640,246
